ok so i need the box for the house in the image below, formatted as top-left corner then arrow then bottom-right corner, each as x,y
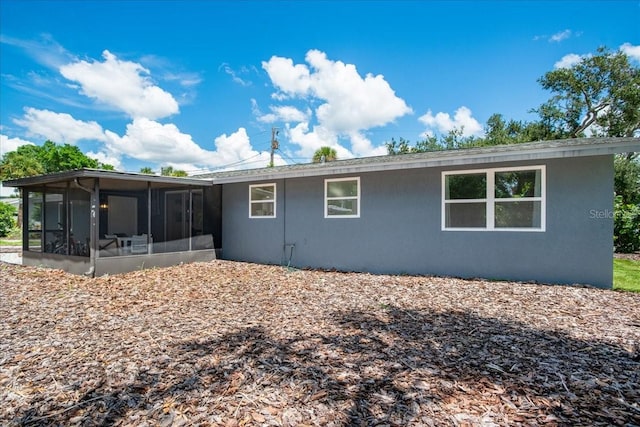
2,170 -> 220,276
3,137 -> 639,288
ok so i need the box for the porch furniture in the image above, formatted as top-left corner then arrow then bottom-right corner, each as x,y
116,236 -> 133,252
130,234 -> 148,254
100,234 -> 119,250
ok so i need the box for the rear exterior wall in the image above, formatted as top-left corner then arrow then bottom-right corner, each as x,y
221,156 -> 614,288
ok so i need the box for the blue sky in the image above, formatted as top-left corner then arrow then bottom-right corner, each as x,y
1,0 -> 638,190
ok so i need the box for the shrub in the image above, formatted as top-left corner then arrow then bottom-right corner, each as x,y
614,196 -> 640,253
0,201 -> 17,237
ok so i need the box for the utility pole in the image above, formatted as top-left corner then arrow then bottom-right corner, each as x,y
269,127 -> 279,168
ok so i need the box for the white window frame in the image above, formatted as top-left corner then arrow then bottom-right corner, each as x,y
442,165 -> 545,232
325,177 -> 360,218
249,183 -> 276,218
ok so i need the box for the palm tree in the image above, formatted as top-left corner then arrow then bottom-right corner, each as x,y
312,146 -> 338,163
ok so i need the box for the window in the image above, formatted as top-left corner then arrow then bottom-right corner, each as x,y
325,177 -> 360,218
443,166 -> 545,231
249,183 -> 276,218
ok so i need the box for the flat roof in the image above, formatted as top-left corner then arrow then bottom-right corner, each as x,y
198,137 -> 639,184
2,168 -> 213,188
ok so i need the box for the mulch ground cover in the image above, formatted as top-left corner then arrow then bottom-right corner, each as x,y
1,260 -> 639,426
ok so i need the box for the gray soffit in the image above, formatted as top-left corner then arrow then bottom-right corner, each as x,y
2,168 -> 214,188
197,137 -> 639,184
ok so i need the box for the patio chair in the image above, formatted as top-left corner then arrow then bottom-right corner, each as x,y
100,234 -> 119,250
130,234 -> 148,254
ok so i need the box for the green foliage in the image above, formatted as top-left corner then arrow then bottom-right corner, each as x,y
0,145 -> 45,180
535,46 -> 640,138
385,137 -> 419,155
160,166 -> 188,177
38,140 -> 99,172
0,140 -> 113,181
614,156 -> 640,253
139,167 -> 156,175
312,146 -> 338,163
0,201 -> 17,237
481,114 -> 555,145
614,155 -> 640,205
386,132 -> 476,155
614,195 -> 640,253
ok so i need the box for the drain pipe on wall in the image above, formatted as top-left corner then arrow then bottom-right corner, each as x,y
281,179 -> 297,269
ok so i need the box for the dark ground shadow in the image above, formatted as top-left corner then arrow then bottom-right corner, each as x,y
13,307 -> 640,426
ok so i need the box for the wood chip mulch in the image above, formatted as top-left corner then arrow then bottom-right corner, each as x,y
1,260 -> 639,426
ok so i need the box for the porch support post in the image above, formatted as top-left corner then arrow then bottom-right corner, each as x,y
88,178 -> 99,275
21,188 -> 28,252
65,181 -> 71,255
188,188 -> 193,251
42,185 -> 47,252
147,182 -> 152,252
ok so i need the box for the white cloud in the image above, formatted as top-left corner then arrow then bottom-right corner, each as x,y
164,72 -> 202,87
0,134 -> 37,196
104,118 -> 211,164
620,43 -> 640,62
554,43 -> 640,70
102,120 -> 282,172
1,134 -> 35,154
554,53 -> 583,69
85,150 -> 123,170
59,50 -> 179,120
0,33 -> 74,69
418,106 -> 484,137
258,105 -> 310,124
13,107 -> 106,144
219,63 -> 252,87
262,56 -> 312,97
287,122 -> 344,158
550,29 -> 572,43
139,54 -> 203,88
306,50 -> 412,132
211,127 -> 285,170
261,49 -> 411,157
347,131 -> 387,157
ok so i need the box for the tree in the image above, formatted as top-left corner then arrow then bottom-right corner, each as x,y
38,140 -> 100,172
614,195 -> 640,253
0,141 -> 112,228
160,166 -> 188,177
534,46 -> 640,138
0,140 -> 113,181
312,146 -> 338,163
139,167 -> 155,175
615,155 -> 640,205
385,137 -> 419,155
0,201 -> 17,237
0,146 -> 45,180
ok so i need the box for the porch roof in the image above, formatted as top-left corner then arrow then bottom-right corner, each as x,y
197,137 -> 639,184
3,168 -> 213,188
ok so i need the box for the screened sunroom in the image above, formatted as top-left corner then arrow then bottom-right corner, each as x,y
5,169 -> 220,276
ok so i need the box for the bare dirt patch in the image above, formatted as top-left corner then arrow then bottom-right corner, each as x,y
1,260 -> 639,426
615,252 -> 640,262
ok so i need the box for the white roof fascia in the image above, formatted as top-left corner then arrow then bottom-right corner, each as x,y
209,138 -> 639,184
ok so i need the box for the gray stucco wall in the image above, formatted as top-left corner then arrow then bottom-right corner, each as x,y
221,155 -> 614,288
